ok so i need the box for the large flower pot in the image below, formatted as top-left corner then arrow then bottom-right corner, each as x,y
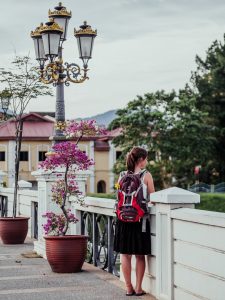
0,217 -> 30,244
44,235 -> 88,273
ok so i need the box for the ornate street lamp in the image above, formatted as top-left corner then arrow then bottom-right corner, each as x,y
0,89 -> 11,121
40,19 -> 63,63
75,21 -> 97,68
48,2 -> 71,41
30,2 -> 97,140
31,23 -> 47,69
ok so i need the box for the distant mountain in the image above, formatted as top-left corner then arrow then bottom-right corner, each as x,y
31,110 -> 118,128
82,109 -> 118,127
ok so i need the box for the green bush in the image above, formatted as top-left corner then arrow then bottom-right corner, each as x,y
87,193 -> 116,199
87,192 -> 225,213
196,193 -> 225,213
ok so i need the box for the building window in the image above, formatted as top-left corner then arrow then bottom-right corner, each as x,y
20,151 -> 28,161
116,151 -> 122,160
0,151 -> 5,161
97,180 -> 106,193
39,151 -> 47,161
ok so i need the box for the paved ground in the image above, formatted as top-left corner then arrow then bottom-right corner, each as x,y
0,239 -> 155,300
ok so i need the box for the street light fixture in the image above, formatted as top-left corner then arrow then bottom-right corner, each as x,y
74,21 -> 97,68
30,2 -> 97,140
40,18 -> 64,63
48,2 -> 71,41
0,89 -> 11,121
30,23 -> 47,68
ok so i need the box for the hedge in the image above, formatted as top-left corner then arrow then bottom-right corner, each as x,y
196,193 -> 225,213
87,192 -> 225,213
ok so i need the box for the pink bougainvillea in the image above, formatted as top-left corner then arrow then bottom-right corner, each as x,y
51,178 -> 81,206
39,141 -> 94,171
40,119 -> 103,236
42,210 -> 79,235
64,119 -> 107,138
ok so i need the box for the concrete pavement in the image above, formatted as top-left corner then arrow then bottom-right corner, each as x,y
0,239 -> 156,300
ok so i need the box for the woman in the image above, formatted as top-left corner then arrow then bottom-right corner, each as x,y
114,146 -> 155,296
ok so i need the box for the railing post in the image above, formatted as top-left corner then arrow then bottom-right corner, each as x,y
107,216 -> 114,273
151,187 -> 200,300
0,195 -> 8,217
92,213 -> 98,267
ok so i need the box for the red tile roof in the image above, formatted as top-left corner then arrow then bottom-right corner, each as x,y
0,113 -> 121,141
0,113 -> 54,140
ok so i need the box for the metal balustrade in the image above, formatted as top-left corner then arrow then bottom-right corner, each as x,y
188,182 -> 225,193
81,211 -> 120,276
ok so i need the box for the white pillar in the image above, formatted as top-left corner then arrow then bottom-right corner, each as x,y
8,140 -> 16,187
108,141 -> 115,193
89,141 -> 95,193
151,187 -> 200,300
32,168 -> 90,258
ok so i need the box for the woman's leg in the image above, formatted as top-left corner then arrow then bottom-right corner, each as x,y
121,254 -> 133,293
135,255 -> 146,293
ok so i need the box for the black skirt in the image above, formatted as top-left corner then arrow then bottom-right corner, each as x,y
113,218 -> 151,255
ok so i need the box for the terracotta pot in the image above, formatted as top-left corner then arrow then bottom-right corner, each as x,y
44,235 -> 88,273
0,217 -> 29,244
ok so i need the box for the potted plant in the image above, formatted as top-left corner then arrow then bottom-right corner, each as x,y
40,120 -> 105,273
0,56 -> 52,244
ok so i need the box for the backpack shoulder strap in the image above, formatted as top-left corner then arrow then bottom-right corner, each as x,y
118,171 -> 127,182
140,169 -> 147,180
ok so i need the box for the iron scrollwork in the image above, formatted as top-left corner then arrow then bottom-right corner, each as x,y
39,59 -> 89,85
81,211 -> 120,276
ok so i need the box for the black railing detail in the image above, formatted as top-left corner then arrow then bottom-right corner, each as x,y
33,202 -> 38,239
81,211 -> 120,276
0,196 -> 8,217
188,182 -> 225,193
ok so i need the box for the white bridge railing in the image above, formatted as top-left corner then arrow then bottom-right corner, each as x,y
1,174 -> 225,300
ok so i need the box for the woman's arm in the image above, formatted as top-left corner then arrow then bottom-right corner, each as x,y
144,172 -> 155,202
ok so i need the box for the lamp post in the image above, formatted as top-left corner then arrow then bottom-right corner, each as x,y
31,2 -> 97,141
0,89 -> 11,121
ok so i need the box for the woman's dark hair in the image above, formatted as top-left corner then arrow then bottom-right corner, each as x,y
126,146 -> 148,173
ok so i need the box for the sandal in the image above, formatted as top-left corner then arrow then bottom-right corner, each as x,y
135,291 -> 146,296
126,291 -> 135,296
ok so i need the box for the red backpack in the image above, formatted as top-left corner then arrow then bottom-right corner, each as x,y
115,170 -> 148,223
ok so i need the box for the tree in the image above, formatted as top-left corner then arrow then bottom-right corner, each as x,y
191,35 -> 225,181
0,55 -> 52,217
109,89 -> 214,189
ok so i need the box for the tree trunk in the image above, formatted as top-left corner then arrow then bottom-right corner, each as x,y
13,119 -> 23,218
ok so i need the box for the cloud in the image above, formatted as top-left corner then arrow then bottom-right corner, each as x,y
1,0 -> 225,118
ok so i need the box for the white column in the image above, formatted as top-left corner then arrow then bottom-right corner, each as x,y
7,141 -> 16,187
32,169 -> 61,258
89,141 -> 95,193
151,187 -> 200,300
108,141 -> 115,193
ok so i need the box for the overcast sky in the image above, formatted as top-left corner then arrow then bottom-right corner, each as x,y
1,0 -> 225,118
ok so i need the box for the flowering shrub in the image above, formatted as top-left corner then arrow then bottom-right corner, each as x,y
39,142 -> 93,171
51,179 -> 81,206
42,210 -> 79,235
40,119 -> 106,236
64,119 -> 107,139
